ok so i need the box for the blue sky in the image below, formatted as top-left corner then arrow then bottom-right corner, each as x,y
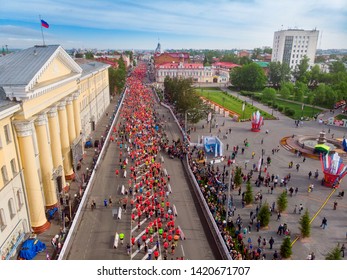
1,0 -> 346,50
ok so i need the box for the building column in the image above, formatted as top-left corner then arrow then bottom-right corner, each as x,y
14,121 -> 50,234
47,107 -> 66,188
57,101 -> 74,180
34,113 -> 58,209
72,91 -> 82,137
66,97 -> 76,144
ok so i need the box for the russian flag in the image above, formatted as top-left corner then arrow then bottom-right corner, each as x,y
41,19 -> 49,28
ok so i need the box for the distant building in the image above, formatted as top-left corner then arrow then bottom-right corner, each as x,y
155,60 -> 239,84
237,50 -> 250,58
271,28 -> 319,70
154,52 -> 190,65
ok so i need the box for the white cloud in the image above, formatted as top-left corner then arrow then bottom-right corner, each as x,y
1,0 -> 346,49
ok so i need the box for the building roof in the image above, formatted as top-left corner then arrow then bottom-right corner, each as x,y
254,61 -> 269,68
154,52 -> 190,60
0,45 -> 62,86
78,61 -> 111,78
212,62 -> 240,68
0,87 -> 20,118
156,62 -> 203,69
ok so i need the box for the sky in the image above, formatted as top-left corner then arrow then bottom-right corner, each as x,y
0,0 -> 346,51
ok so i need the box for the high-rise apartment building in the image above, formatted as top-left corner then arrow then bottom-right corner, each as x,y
271,28 -> 319,70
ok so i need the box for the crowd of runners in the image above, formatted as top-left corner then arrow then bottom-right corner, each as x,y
109,63 -> 185,260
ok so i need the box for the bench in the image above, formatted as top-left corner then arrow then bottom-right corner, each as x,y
117,207 -> 122,219
114,233 -> 119,248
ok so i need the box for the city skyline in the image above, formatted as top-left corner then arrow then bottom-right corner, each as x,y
1,0 -> 346,51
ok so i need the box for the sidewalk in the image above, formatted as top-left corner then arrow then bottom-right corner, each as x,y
32,95 -> 122,260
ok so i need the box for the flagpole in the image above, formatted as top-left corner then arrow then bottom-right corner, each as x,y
39,15 -> 45,46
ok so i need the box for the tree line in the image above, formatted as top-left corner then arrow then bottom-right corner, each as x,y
230,57 -> 347,109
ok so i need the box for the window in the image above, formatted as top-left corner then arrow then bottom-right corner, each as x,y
0,208 -> 6,231
1,165 -> 9,184
8,199 -> 16,219
10,159 -> 17,175
4,124 -> 12,144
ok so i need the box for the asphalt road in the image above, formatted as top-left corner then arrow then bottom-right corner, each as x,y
65,90 -> 217,260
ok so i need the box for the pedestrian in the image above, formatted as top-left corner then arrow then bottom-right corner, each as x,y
341,244 -> 345,258
256,220 -> 260,232
320,217 -> 327,229
333,201 -> 338,210
277,212 -> 281,221
299,203 -> 303,214
269,236 -> 274,249
119,232 -> 125,245
104,199 -> 108,207
126,243 -> 131,255
308,171 -> 312,179
296,163 -> 300,171
273,250 -> 279,260
147,248 -> 152,260
257,236 -> 262,247
293,204 -> 297,214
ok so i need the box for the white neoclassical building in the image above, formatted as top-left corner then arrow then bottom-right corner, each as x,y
0,45 -> 110,260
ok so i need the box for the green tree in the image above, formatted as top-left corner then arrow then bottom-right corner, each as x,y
268,62 -> 290,89
294,81 -> 308,102
280,237 -> 292,259
325,244 -> 343,260
280,82 -> 294,99
244,181 -> 253,205
299,209 -> 311,238
307,64 -> 321,88
330,61 -> 346,74
263,47 -> 272,54
262,87 -> 277,104
257,202 -> 271,227
85,52 -> 94,59
277,191 -> 288,213
251,48 -> 262,60
233,166 -> 243,188
163,76 -> 211,124
108,67 -> 117,96
239,56 -> 252,65
221,53 -> 239,64
230,63 -> 267,91
293,56 -> 310,83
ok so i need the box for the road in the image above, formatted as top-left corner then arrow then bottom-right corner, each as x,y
65,80 -> 218,260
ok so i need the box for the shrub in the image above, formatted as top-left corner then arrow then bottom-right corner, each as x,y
278,106 -> 284,112
244,181 -> 253,205
299,209 -> 311,238
284,109 -> 295,117
277,191 -> 288,212
280,237 -> 292,259
257,202 -> 270,227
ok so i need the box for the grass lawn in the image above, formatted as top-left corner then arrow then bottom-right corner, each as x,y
196,88 -> 275,120
334,114 -> 347,120
273,99 -> 323,120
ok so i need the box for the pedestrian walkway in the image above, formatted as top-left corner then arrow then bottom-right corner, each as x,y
184,91 -> 347,259
32,95 -> 122,260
